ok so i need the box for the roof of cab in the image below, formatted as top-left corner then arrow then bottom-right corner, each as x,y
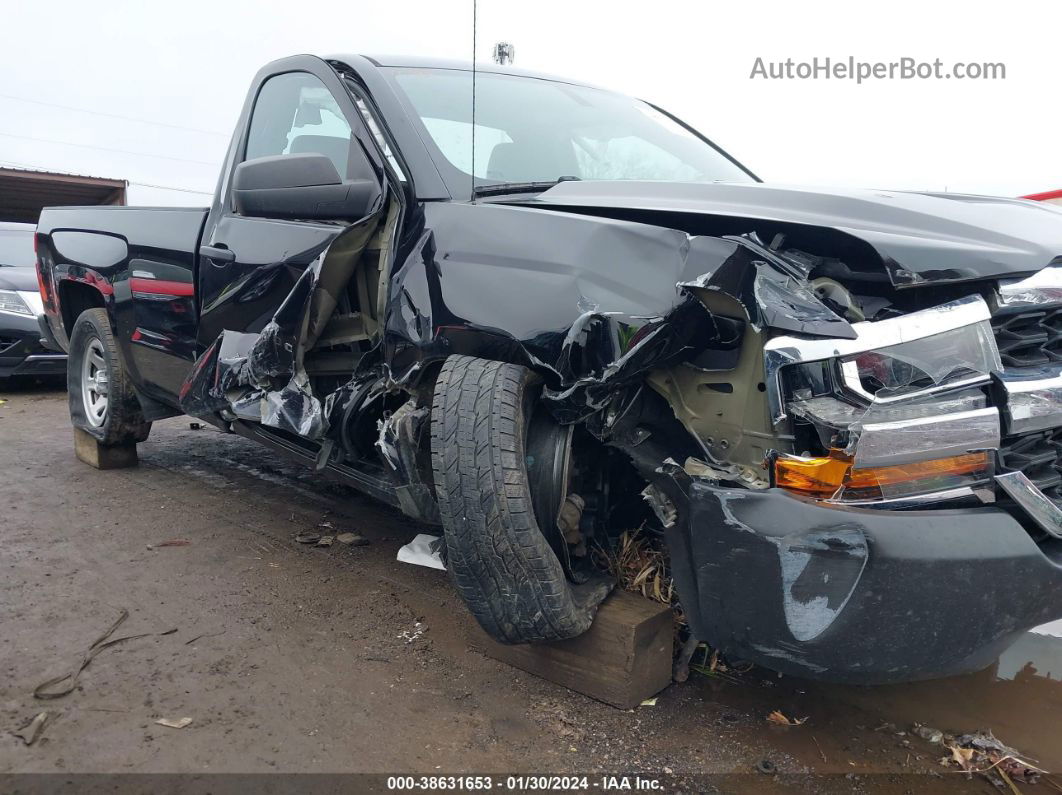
328,53 -> 604,90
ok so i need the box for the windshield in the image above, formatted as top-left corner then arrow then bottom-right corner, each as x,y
385,67 -> 755,196
0,223 -> 35,267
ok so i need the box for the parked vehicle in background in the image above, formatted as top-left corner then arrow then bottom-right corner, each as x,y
1025,189 -> 1062,207
0,221 -> 65,381
35,54 -> 1062,685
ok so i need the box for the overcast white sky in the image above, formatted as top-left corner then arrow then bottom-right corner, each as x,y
1,0 -> 1059,206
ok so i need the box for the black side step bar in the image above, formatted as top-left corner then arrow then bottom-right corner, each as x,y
230,420 -> 402,509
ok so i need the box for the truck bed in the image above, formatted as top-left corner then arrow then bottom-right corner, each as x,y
37,205 -> 208,404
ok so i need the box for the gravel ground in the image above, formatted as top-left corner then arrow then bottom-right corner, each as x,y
2,381 -> 1059,793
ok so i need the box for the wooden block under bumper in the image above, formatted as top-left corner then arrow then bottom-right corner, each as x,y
475,589 -> 674,709
73,427 -> 138,469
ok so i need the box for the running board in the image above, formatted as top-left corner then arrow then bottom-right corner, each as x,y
231,420 -> 402,509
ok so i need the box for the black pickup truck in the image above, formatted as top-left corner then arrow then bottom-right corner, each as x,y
37,54 -> 1062,684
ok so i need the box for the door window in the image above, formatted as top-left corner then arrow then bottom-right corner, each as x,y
245,72 -> 354,179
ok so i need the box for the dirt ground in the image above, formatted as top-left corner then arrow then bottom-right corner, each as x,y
2,381 -> 1061,793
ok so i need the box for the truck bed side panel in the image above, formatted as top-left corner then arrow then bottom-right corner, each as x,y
37,206 -> 208,406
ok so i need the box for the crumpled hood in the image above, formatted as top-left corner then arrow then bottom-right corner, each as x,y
0,266 -> 39,292
522,181 -> 1062,287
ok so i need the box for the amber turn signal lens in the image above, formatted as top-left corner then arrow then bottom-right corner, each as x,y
774,450 -> 990,500
772,451 -> 853,498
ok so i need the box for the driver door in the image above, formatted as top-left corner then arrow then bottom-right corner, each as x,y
196,67 -> 382,349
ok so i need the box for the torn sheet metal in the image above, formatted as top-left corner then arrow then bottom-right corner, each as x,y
180,292 -> 329,437
680,234 -> 857,339
177,329 -> 259,424
179,213 -> 380,438
385,202 -> 849,423
541,296 -> 737,422
375,400 -> 440,522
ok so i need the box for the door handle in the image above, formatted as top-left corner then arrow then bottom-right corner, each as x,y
199,244 -> 236,264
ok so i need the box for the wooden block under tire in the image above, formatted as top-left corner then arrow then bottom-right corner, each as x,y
473,589 -> 674,709
73,427 -> 138,469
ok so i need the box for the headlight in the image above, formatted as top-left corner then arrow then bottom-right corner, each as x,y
838,321 -> 999,403
764,295 -> 1002,503
0,289 -> 34,316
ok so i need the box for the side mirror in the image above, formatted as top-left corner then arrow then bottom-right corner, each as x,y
233,153 -> 379,221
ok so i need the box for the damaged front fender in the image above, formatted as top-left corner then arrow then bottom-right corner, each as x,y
385,202 -> 849,424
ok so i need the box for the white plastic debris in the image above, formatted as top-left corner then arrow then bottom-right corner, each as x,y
396,534 -> 445,571
399,621 -> 425,644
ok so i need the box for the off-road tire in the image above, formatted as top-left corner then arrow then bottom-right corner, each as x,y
67,307 -> 151,445
431,355 -> 612,644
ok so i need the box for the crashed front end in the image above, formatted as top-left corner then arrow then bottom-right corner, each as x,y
662,269 -> 1062,683
178,178 -> 1062,682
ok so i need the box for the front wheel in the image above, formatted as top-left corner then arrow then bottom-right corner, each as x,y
67,307 -> 151,445
430,355 -> 612,644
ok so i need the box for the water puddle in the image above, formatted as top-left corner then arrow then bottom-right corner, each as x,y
996,619 -> 1062,681
833,621 -> 1062,770
690,622 -> 1062,776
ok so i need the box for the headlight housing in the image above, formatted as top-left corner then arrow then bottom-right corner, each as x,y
0,289 -> 34,316
763,295 -> 1002,503
838,321 -> 999,403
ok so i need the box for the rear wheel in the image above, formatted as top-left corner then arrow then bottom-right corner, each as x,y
80,337 -> 109,427
67,308 -> 151,445
430,355 -> 612,644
